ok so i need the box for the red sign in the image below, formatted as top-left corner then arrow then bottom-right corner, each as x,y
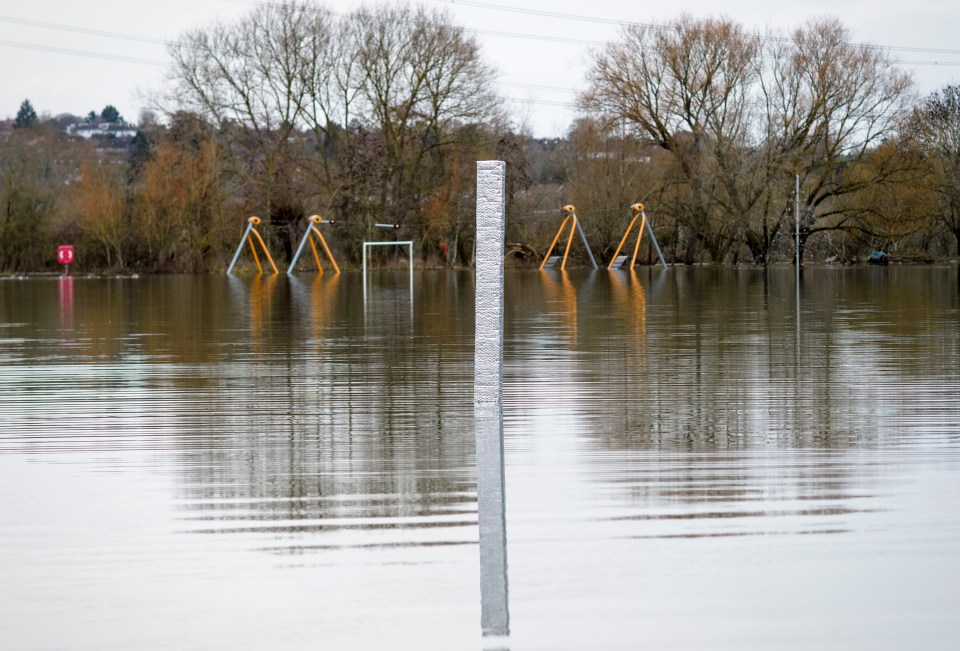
57,245 -> 75,266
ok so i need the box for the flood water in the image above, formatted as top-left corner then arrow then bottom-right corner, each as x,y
1,266 -> 959,650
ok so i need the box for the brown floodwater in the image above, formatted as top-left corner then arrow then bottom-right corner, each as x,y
1,266 -> 958,650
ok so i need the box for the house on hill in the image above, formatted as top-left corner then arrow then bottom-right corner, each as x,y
67,122 -> 138,140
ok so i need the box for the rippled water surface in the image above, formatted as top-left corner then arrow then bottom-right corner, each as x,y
2,267 -> 959,650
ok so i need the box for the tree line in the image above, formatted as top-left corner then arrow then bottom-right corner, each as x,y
2,3 -> 960,274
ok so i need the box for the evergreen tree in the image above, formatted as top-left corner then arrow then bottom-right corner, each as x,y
127,130 -> 152,181
14,99 -> 37,129
100,105 -> 122,123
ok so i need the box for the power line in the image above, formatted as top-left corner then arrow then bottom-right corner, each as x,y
0,15 -> 167,45
506,97 -> 577,108
1,4 -> 957,112
3,6 -> 960,72
0,38 -> 166,66
501,81 -> 576,94
431,0 -> 643,28
467,26 -> 603,46
430,0 -> 960,58
900,60 -> 960,66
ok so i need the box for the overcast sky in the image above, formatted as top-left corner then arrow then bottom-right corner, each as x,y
2,0 -> 959,137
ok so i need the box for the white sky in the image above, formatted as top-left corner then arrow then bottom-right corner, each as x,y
2,0 -> 959,138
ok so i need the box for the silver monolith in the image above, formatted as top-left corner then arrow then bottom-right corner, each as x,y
475,161 -> 509,638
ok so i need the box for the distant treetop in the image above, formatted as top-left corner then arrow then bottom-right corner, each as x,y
101,105 -> 123,124
14,99 -> 37,129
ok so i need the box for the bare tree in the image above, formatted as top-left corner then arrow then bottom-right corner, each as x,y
346,4 -> 501,235
133,112 -> 237,272
583,15 -> 761,263
163,1 -> 501,262
565,117 -> 662,262
71,161 -> 126,270
583,15 -> 915,264
0,125 -> 73,271
907,84 -> 960,254
165,1 -> 329,255
760,18 -> 915,263
167,1 -> 319,136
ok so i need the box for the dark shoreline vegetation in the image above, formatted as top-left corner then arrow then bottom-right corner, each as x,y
3,2 -> 960,275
